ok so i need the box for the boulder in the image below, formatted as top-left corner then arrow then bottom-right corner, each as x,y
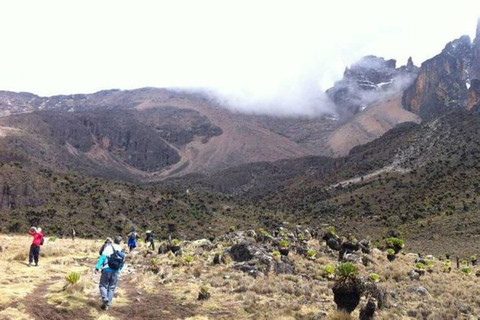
327,238 -> 341,251
188,239 -> 214,251
311,311 -> 327,320
233,263 -> 259,278
246,230 -> 257,238
408,286 -> 429,296
274,256 -> 295,275
359,298 -> 376,320
228,242 -> 273,273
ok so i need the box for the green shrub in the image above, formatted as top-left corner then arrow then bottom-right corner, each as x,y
415,262 -> 426,270
279,239 -> 290,248
65,272 -> 81,285
335,262 -> 358,280
171,239 -> 181,246
385,237 -> 405,249
272,250 -> 281,258
461,267 -> 473,276
184,255 -> 194,263
48,236 -> 58,242
323,264 -> 335,276
200,285 -> 209,294
325,226 -> 337,235
368,273 -> 380,283
386,248 -> 395,255
307,249 -> 316,258
471,255 -> 477,261
297,233 -> 305,241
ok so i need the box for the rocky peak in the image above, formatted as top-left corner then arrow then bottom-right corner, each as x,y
467,79 -> 480,113
402,35 -> 473,121
327,56 -> 418,121
471,19 -> 480,80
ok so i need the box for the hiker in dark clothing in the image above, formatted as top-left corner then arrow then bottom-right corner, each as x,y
127,229 -> 138,253
28,226 -> 44,267
95,235 -> 125,311
145,230 -> 155,250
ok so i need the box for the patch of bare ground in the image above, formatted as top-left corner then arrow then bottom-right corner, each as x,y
109,276 -> 198,320
24,277 -> 92,320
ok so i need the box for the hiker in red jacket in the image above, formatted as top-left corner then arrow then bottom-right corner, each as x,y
28,226 -> 44,266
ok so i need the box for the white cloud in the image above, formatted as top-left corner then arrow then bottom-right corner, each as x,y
0,0 -> 479,115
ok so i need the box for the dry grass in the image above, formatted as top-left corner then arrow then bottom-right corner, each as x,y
2,234 -> 480,319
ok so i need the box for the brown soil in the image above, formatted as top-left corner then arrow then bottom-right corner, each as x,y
23,274 -> 200,320
110,277 -> 198,320
24,277 -> 91,320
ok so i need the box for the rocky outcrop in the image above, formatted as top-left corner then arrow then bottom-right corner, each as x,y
402,36 -> 472,121
327,56 -> 418,121
402,20 -> 480,121
467,79 -> 480,113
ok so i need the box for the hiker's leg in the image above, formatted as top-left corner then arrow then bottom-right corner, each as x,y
28,245 -> 34,264
99,271 -> 110,303
33,245 -> 40,265
107,272 -> 119,305
151,241 -> 155,250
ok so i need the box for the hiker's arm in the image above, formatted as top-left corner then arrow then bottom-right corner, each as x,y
95,255 -> 107,271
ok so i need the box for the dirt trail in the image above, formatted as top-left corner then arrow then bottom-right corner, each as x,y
110,275 -> 197,320
22,272 -> 197,320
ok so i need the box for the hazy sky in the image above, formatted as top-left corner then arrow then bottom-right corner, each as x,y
0,0 -> 479,115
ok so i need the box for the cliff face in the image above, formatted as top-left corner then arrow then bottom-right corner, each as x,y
326,55 -> 418,121
402,20 -> 480,120
402,36 -> 472,121
467,79 -> 480,113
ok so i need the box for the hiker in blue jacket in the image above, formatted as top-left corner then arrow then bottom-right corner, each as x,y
95,236 -> 126,311
127,229 -> 138,253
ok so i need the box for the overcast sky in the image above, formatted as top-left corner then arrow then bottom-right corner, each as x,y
0,0 -> 479,115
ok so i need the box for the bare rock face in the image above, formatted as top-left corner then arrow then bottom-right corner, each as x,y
327,56 -> 418,121
402,36 -> 472,121
467,79 -> 480,112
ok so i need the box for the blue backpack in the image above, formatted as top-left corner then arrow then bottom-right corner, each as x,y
108,250 -> 126,270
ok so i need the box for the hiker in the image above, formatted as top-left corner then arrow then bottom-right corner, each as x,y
127,229 -> 138,252
145,230 -> 155,250
28,226 -> 44,267
95,235 -> 126,311
71,228 -> 76,241
99,237 -> 113,256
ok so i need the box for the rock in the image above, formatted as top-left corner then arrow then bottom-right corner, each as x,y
359,240 -> 371,254
326,55 -> 411,121
467,79 -> 480,113
409,286 -> 429,296
372,248 -> 383,255
311,311 -> 327,320
415,258 -> 426,264
361,255 -> 375,266
343,253 -> 360,263
158,243 -> 169,255
229,243 -> 254,261
246,230 -> 257,238
327,238 -> 341,251
188,239 -> 214,250
359,298 -> 376,320
274,256 -> 295,275
408,270 -> 420,281
233,263 -> 259,278
198,291 -> 211,301
403,35 -> 472,121
223,275 -> 231,280
228,242 -> 273,273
